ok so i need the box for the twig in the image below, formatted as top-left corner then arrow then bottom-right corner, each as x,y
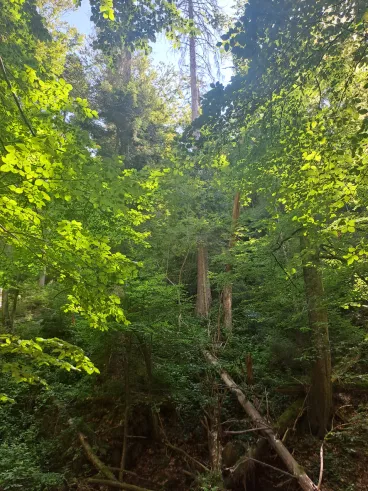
272,227 -> 303,252
165,441 -> 210,472
106,469 -> 157,486
272,252 -> 299,290
224,427 -> 267,435
231,456 -> 296,479
221,418 -> 247,426
156,409 -> 209,472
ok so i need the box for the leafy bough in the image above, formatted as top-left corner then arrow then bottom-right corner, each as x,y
0,334 -> 99,402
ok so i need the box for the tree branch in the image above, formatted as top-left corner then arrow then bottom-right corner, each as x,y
0,57 -> 36,136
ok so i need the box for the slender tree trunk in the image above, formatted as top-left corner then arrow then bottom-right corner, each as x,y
10,288 -> 19,329
1,288 -> 10,330
195,243 -> 211,317
223,192 -> 241,331
300,234 -> 332,437
188,0 -> 211,317
137,335 -> 160,441
246,353 -> 253,385
1,287 -> 18,331
188,0 -> 199,121
208,392 -> 222,473
119,335 -> 132,481
39,266 -> 46,287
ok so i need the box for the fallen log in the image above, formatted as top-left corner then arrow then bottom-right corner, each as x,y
204,351 -> 318,491
77,431 -> 117,482
77,431 -> 153,491
226,398 -> 305,488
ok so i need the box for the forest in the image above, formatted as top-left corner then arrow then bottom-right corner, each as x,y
0,0 -> 367,490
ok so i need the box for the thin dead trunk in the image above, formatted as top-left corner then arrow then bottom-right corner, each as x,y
205,383 -> 222,474
204,350 -> 318,491
223,192 -> 241,331
188,0 -> 199,121
39,266 -> 46,287
300,234 -> 332,437
188,0 -> 211,319
195,243 -> 211,317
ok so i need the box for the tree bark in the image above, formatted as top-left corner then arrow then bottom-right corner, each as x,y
10,288 -> 18,328
223,192 -> 241,332
188,0 -> 211,319
204,350 -> 318,491
188,0 -> 199,121
77,431 -> 118,482
1,288 -> 18,331
246,353 -> 253,386
208,391 -> 222,473
1,289 -> 10,330
195,243 -> 211,317
226,398 -> 305,488
39,266 -> 46,287
300,234 -> 332,437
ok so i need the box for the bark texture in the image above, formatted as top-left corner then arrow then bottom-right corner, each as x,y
188,0 -> 199,121
204,350 -> 318,491
223,192 -> 241,331
188,0 -> 211,319
208,398 -> 222,472
300,234 -> 332,437
39,266 -> 46,287
195,243 -> 212,317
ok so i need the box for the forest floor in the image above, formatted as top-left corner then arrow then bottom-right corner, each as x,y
80,390 -> 368,491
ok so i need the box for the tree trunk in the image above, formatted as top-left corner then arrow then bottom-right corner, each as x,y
300,234 -> 332,437
10,288 -> 18,328
1,289 -> 10,330
188,0 -> 199,121
39,266 -> 46,287
195,243 -> 211,317
187,0 -> 211,319
77,432 -> 118,482
137,336 -> 160,441
207,386 -> 222,473
246,353 -> 253,385
204,350 -> 318,491
1,288 -> 18,332
119,335 -> 132,480
223,192 -> 241,331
